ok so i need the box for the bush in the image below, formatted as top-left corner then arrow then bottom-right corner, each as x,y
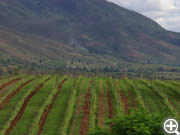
89,111 -> 167,135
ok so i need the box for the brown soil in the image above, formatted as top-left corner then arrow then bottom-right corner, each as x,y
0,78 -> 20,90
0,88 -> 11,100
98,80 -> 104,128
127,88 -> 136,111
80,80 -> 92,135
117,82 -> 129,114
168,98 -> 179,114
5,78 -> 50,135
0,79 -> 34,111
69,80 -> 85,135
106,81 -> 113,119
37,79 -> 67,135
0,80 -> 22,100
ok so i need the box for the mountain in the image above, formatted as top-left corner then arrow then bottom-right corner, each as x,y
0,0 -> 180,72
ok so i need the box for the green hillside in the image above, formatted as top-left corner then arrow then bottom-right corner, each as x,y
0,0 -> 180,71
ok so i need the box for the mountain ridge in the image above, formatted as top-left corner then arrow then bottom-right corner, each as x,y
0,0 -> 180,72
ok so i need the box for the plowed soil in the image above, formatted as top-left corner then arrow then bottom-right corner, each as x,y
98,80 -> 104,128
168,98 -> 179,114
0,78 -> 20,90
5,78 -> 50,135
106,81 -> 113,119
80,80 -> 92,135
69,80 -> 85,135
117,82 -> 129,114
127,88 -> 136,111
37,79 -> 67,135
0,79 -> 34,110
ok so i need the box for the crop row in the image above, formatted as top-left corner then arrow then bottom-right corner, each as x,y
0,76 -> 180,135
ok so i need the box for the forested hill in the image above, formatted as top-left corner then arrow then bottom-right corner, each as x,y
0,0 -> 180,72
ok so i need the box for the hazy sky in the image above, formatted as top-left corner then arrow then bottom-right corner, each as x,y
107,0 -> 180,32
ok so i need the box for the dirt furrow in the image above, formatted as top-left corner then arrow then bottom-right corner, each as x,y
37,79 -> 67,135
106,81 -> 113,119
80,80 -> 92,135
0,79 -> 34,111
0,78 -> 20,90
5,78 -> 50,135
168,98 -> 179,114
0,88 -> 11,99
127,88 -> 136,111
117,82 -> 129,114
69,80 -> 85,135
0,81 -> 22,101
98,80 -> 104,128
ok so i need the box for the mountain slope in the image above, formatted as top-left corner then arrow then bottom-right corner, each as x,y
0,0 -> 180,71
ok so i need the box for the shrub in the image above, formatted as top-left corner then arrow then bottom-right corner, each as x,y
90,110 -> 167,135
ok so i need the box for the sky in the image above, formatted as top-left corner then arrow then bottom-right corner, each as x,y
107,0 -> 180,32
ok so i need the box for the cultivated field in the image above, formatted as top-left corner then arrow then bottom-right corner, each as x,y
0,75 -> 180,135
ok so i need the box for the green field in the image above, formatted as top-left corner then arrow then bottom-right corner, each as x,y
0,75 -> 179,135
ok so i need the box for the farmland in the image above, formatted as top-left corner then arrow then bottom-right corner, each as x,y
0,75 -> 180,135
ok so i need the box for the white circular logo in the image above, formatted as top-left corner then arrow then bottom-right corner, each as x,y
164,119 -> 180,135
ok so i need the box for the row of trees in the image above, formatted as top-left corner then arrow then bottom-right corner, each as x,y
1,65 -> 180,80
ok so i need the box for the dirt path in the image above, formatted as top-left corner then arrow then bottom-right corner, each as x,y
0,79 -> 34,111
127,88 -> 136,111
98,80 -> 104,128
69,80 -> 85,135
106,81 -> 113,119
117,82 -> 129,114
37,79 -> 67,135
5,78 -> 50,135
0,78 -> 20,90
80,80 -> 92,135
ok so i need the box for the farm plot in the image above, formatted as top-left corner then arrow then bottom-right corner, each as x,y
6,77 -> 53,135
39,77 -> 75,135
0,77 -> 21,91
106,80 -> 113,119
0,75 -> 179,135
98,80 -> 105,128
68,77 -> 90,135
109,79 -> 124,116
133,80 -> 169,113
69,78 -> 85,135
0,79 -> 23,104
0,78 -> 34,110
123,79 -> 137,111
0,76 -> 42,133
3,77 -> 50,135
150,80 -> 180,115
116,80 -> 130,114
